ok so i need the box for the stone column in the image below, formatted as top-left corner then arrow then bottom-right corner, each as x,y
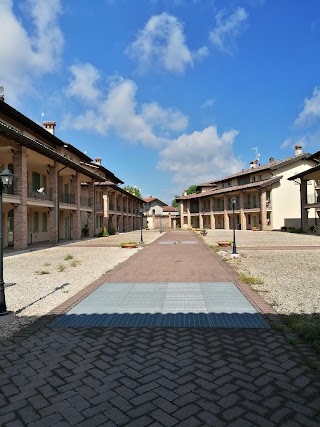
187,200 -> 191,228
87,181 -> 95,237
210,197 -> 215,229
260,189 -> 267,231
223,195 -> 229,230
13,146 -> 28,249
180,201 -> 184,229
71,172 -> 81,240
48,163 -> 58,243
239,191 -> 246,231
301,179 -> 308,232
199,199 -> 203,228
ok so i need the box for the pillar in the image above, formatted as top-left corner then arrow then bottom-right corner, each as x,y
87,181 -> 95,237
223,195 -> 229,230
71,172 -> 81,240
240,191 -> 246,231
301,179 -> 308,232
260,189 -> 267,230
13,146 -> 28,249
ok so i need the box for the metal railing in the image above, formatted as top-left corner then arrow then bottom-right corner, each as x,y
109,203 -> 114,210
60,192 -> 75,204
80,197 -> 92,207
28,183 -> 52,200
244,201 -> 260,209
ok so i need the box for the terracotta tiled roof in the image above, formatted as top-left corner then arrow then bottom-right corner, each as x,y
202,153 -> 310,185
163,206 -> 178,212
176,176 -> 282,200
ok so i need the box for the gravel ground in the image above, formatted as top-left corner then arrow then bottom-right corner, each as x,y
1,230 -> 162,340
202,230 -> 320,315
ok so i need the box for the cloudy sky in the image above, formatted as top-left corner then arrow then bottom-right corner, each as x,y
0,0 -> 320,204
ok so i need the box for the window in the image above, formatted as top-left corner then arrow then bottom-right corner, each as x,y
238,176 -> 250,185
42,212 -> 47,232
33,212 -> 39,232
32,172 -> 41,191
32,172 -> 46,191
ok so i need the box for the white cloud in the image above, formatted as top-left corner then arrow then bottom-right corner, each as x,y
157,126 -> 243,186
0,0 -> 63,104
141,102 -> 188,132
294,87 -> 320,126
126,13 -> 207,73
63,69 -> 188,146
209,7 -> 248,54
65,63 -> 101,104
201,98 -> 215,109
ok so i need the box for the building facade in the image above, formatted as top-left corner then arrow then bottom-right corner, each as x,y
0,99 -> 143,249
176,147 -> 318,231
143,197 -> 179,230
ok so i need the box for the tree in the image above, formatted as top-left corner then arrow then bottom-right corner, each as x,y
172,199 -> 179,208
123,185 -> 142,198
186,184 -> 197,195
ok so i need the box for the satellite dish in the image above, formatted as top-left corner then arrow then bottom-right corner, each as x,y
37,187 -> 45,194
0,86 -> 4,96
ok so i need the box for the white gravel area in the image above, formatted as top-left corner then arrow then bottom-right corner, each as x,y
202,230 -> 320,315
0,231 -> 163,340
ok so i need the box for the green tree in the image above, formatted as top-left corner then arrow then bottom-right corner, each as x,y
186,184 -> 197,195
123,186 -> 142,198
172,199 -> 179,208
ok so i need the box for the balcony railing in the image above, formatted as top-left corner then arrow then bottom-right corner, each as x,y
109,203 -> 114,210
2,184 -> 14,196
60,193 -> 75,204
117,205 -> 121,211
95,203 -> 103,210
28,184 -> 52,201
80,197 -> 92,207
244,201 -> 260,209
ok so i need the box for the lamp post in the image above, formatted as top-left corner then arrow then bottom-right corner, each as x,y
160,213 -> 162,233
139,207 -> 144,244
0,169 -> 14,315
230,197 -> 237,255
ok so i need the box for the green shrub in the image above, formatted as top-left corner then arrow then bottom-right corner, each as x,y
108,223 -> 116,235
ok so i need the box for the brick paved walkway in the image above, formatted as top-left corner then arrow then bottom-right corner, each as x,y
1,231 -> 320,426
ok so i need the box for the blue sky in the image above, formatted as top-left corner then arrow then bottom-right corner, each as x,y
1,0 -> 320,204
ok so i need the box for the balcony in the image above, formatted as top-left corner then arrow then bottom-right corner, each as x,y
60,193 -> 75,204
28,183 -> 52,201
80,197 -> 92,207
244,201 -> 260,209
109,203 -> 114,210
95,203 -> 103,210
2,184 -> 14,196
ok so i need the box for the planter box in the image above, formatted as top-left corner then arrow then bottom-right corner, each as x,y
121,244 -> 138,249
217,241 -> 231,247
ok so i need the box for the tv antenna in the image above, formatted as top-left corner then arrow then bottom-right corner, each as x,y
251,147 -> 260,163
0,85 -> 4,100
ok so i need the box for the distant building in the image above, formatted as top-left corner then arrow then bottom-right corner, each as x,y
176,146 -> 319,231
143,197 -> 179,230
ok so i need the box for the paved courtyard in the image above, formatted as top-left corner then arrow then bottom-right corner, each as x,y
0,231 -> 320,426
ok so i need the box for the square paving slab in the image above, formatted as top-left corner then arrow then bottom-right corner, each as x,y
52,282 -> 269,328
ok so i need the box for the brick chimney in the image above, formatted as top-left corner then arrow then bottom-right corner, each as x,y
43,121 -> 56,135
269,157 -> 275,163
295,145 -> 302,156
250,159 -> 259,169
94,158 -> 102,165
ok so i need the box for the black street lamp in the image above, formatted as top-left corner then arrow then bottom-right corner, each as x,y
230,197 -> 237,255
160,213 -> 162,233
139,207 -> 144,244
0,169 -> 14,316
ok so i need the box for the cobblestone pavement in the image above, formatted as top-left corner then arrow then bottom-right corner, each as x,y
1,231 -> 320,426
